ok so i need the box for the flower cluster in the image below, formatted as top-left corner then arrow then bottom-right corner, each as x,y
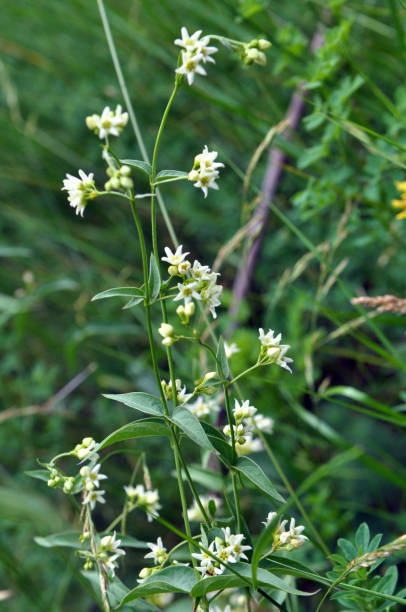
263,512 -> 308,552
162,245 -> 223,319
392,180 -> 406,220
187,395 -> 221,419
161,378 -> 192,404
85,105 -> 128,139
73,437 -> 97,460
175,27 -> 217,85
62,170 -> 97,217
240,38 -> 272,66
187,495 -> 222,522
124,484 -> 161,521
193,528 -> 251,577
105,164 -> 133,192
223,399 -> 273,456
258,328 -> 293,373
80,463 -> 107,510
188,146 -> 224,198
97,532 -> 126,576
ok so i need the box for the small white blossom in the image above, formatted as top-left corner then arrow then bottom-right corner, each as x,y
105,553 -> 121,577
224,342 -> 240,359
161,245 -> 190,269
188,146 -> 224,198
258,328 -> 293,373
222,528 -> 252,561
263,513 -> 308,552
144,537 -> 168,565
176,51 -> 207,86
83,489 -> 106,510
124,484 -> 161,521
100,532 -> 125,557
235,434 -> 263,456
233,399 -> 257,422
86,105 -> 128,139
62,170 -> 96,217
251,413 -> 274,434
174,281 -> 202,305
80,463 -> 107,491
187,396 -> 221,419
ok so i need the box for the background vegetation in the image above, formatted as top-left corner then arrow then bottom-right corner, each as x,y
1,0 -> 406,609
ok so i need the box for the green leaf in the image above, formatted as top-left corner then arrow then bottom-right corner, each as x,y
355,522 -> 370,553
169,406 -> 215,451
216,336 -> 229,378
25,470 -> 50,483
103,392 -> 164,417
235,456 -> 285,504
148,254 -> 161,301
35,531 -> 82,549
120,566 -> 196,605
120,159 -> 152,177
156,170 -> 188,180
201,422 -> 233,466
123,296 -> 144,309
91,286 -> 144,302
190,562 -> 316,597
97,418 -> 169,450
251,512 -> 280,589
84,572 -> 158,611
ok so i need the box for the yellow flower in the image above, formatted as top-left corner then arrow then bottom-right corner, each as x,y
391,181 -> 406,219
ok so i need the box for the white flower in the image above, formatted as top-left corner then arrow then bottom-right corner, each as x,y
263,513 -> 308,552
188,146 -> 224,198
192,541 -> 223,576
251,413 -> 274,434
176,51 -> 207,85
187,396 -> 221,419
200,281 -> 223,318
174,281 -> 202,305
233,399 -> 257,422
62,170 -> 96,217
124,484 -> 161,521
86,105 -> 128,139
100,532 -> 125,557
80,463 -> 107,491
187,495 -> 222,522
224,342 -> 240,359
191,260 -> 211,281
174,28 -> 218,64
174,28 -> 217,85
105,553 -> 121,577
83,489 -> 105,510
235,434 -> 263,456
158,323 -> 174,339
215,540 -> 237,565
161,245 -> 190,268
144,537 -> 167,565
222,528 -> 251,561
258,328 -> 293,373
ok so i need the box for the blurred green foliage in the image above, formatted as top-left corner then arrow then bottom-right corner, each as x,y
1,0 -> 406,609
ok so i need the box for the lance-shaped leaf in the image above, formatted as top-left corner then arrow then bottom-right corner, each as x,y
190,562 -> 317,597
91,287 -> 144,302
216,336 -> 229,378
103,392 -> 164,417
201,421 -> 234,466
148,254 -> 161,301
156,170 -> 188,180
169,406 -> 215,452
120,159 -> 152,177
120,566 -> 196,605
35,531 -> 83,549
235,456 -> 285,504
97,418 -> 169,450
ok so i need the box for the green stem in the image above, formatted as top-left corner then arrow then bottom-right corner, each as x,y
128,196 -> 169,414
229,362 -> 261,385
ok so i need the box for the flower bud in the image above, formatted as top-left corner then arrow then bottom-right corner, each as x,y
158,323 -> 174,338
120,176 -> 133,189
168,265 -> 178,276
257,39 -> 272,50
185,302 -> 195,317
120,165 -> 131,176
85,115 -> 98,130
162,336 -> 175,347
202,371 -> 217,383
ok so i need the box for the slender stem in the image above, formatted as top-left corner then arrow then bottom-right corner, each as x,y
129,197 -> 169,413
229,362 -> 261,385
97,0 -> 178,247
231,471 -> 242,534
152,176 -> 188,186
150,79 -> 180,263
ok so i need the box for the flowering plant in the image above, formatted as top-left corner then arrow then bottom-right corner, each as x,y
30,10 -> 406,612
